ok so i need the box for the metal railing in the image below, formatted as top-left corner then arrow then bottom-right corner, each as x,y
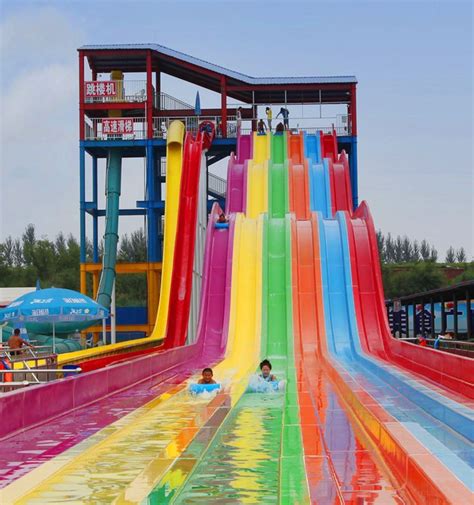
84,117 -> 147,140
153,116 -> 238,139
0,345 -> 59,391
159,92 -> 193,110
84,115 -> 348,141
209,173 -> 227,198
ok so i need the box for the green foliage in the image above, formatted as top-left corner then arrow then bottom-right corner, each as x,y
449,262 -> 474,284
382,262 -> 446,298
0,225 -> 149,307
376,231 -> 437,264
445,246 -> 456,263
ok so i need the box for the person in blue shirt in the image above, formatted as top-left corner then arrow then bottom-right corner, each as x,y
276,107 -> 290,129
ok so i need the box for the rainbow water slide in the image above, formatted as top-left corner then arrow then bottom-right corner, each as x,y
2,128 -> 473,504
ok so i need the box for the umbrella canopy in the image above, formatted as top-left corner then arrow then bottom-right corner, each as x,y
194,91 -> 201,116
0,287 -> 109,334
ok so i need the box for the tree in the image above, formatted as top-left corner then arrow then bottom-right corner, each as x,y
13,239 -> 23,267
22,224 -> 36,266
420,240 -> 430,261
456,247 -> 467,263
411,240 -> 420,262
394,236 -> 404,263
401,236 -> 413,262
1,237 -> 14,267
376,230 -> 385,262
429,246 -> 438,262
445,246 -> 456,263
385,233 -> 394,263
118,229 -> 147,262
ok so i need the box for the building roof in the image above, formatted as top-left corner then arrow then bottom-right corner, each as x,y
386,280 -> 474,305
79,43 -> 357,104
0,287 -> 36,307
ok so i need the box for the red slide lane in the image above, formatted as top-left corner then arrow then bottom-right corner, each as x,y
330,151 -> 353,214
346,202 -> 474,399
321,130 -> 338,162
165,132 -> 204,348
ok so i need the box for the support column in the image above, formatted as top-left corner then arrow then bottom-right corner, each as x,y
146,141 -> 157,261
146,51 -> 154,138
79,52 -> 85,140
466,290 -> 472,339
350,137 -> 358,210
79,146 -> 86,262
155,70 -> 161,111
92,156 -> 99,263
350,83 -> 357,136
430,298 -> 435,338
441,297 -> 446,333
155,154 -> 163,261
80,265 -> 87,295
220,76 -> 227,138
453,293 -> 458,336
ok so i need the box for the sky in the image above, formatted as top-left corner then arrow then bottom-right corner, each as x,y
0,0 -> 472,260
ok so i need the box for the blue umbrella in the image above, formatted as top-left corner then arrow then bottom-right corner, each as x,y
194,91 -> 201,116
0,288 -> 109,352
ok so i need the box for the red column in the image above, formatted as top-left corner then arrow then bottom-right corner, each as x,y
221,76 -> 227,138
350,83 -> 357,136
146,50 -> 153,138
79,52 -> 85,141
155,69 -> 161,111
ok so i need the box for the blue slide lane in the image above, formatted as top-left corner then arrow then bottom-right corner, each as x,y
317,212 -> 474,489
304,133 -> 332,218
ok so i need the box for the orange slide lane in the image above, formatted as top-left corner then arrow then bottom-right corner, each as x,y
288,132 -> 310,220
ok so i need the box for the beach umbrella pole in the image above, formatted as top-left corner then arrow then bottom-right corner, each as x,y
53,322 -> 56,354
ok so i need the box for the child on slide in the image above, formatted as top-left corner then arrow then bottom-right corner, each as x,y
198,367 -> 216,384
259,359 -> 277,382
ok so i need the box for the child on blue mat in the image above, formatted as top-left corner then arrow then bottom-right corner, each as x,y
198,367 -> 216,384
259,359 -> 277,382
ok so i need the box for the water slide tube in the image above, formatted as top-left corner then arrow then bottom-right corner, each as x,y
347,202 -> 474,398
150,120 -> 185,341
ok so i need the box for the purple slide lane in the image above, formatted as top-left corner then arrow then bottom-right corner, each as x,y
225,133 -> 252,214
0,202 -> 236,488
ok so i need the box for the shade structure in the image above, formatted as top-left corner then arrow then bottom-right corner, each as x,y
0,288 -> 109,338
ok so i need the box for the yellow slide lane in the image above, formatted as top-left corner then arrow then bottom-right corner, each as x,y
150,120 -> 185,340
2,215 -> 264,505
246,132 -> 270,219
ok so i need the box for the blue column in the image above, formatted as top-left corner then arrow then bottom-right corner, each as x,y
92,156 -> 99,263
350,136 -> 358,210
155,153 -> 163,261
79,145 -> 86,262
146,141 -> 158,261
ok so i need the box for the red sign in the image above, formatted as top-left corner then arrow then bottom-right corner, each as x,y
85,81 -> 117,97
102,118 -> 134,135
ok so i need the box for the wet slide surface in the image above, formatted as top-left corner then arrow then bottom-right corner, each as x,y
317,212 -> 473,501
290,214 -> 404,503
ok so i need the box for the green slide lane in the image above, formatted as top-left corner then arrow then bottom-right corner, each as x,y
268,133 -> 289,219
279,214 -> 308,504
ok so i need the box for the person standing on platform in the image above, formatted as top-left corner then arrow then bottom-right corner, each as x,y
276,107 -> 290,129
265,107 -> 273,132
